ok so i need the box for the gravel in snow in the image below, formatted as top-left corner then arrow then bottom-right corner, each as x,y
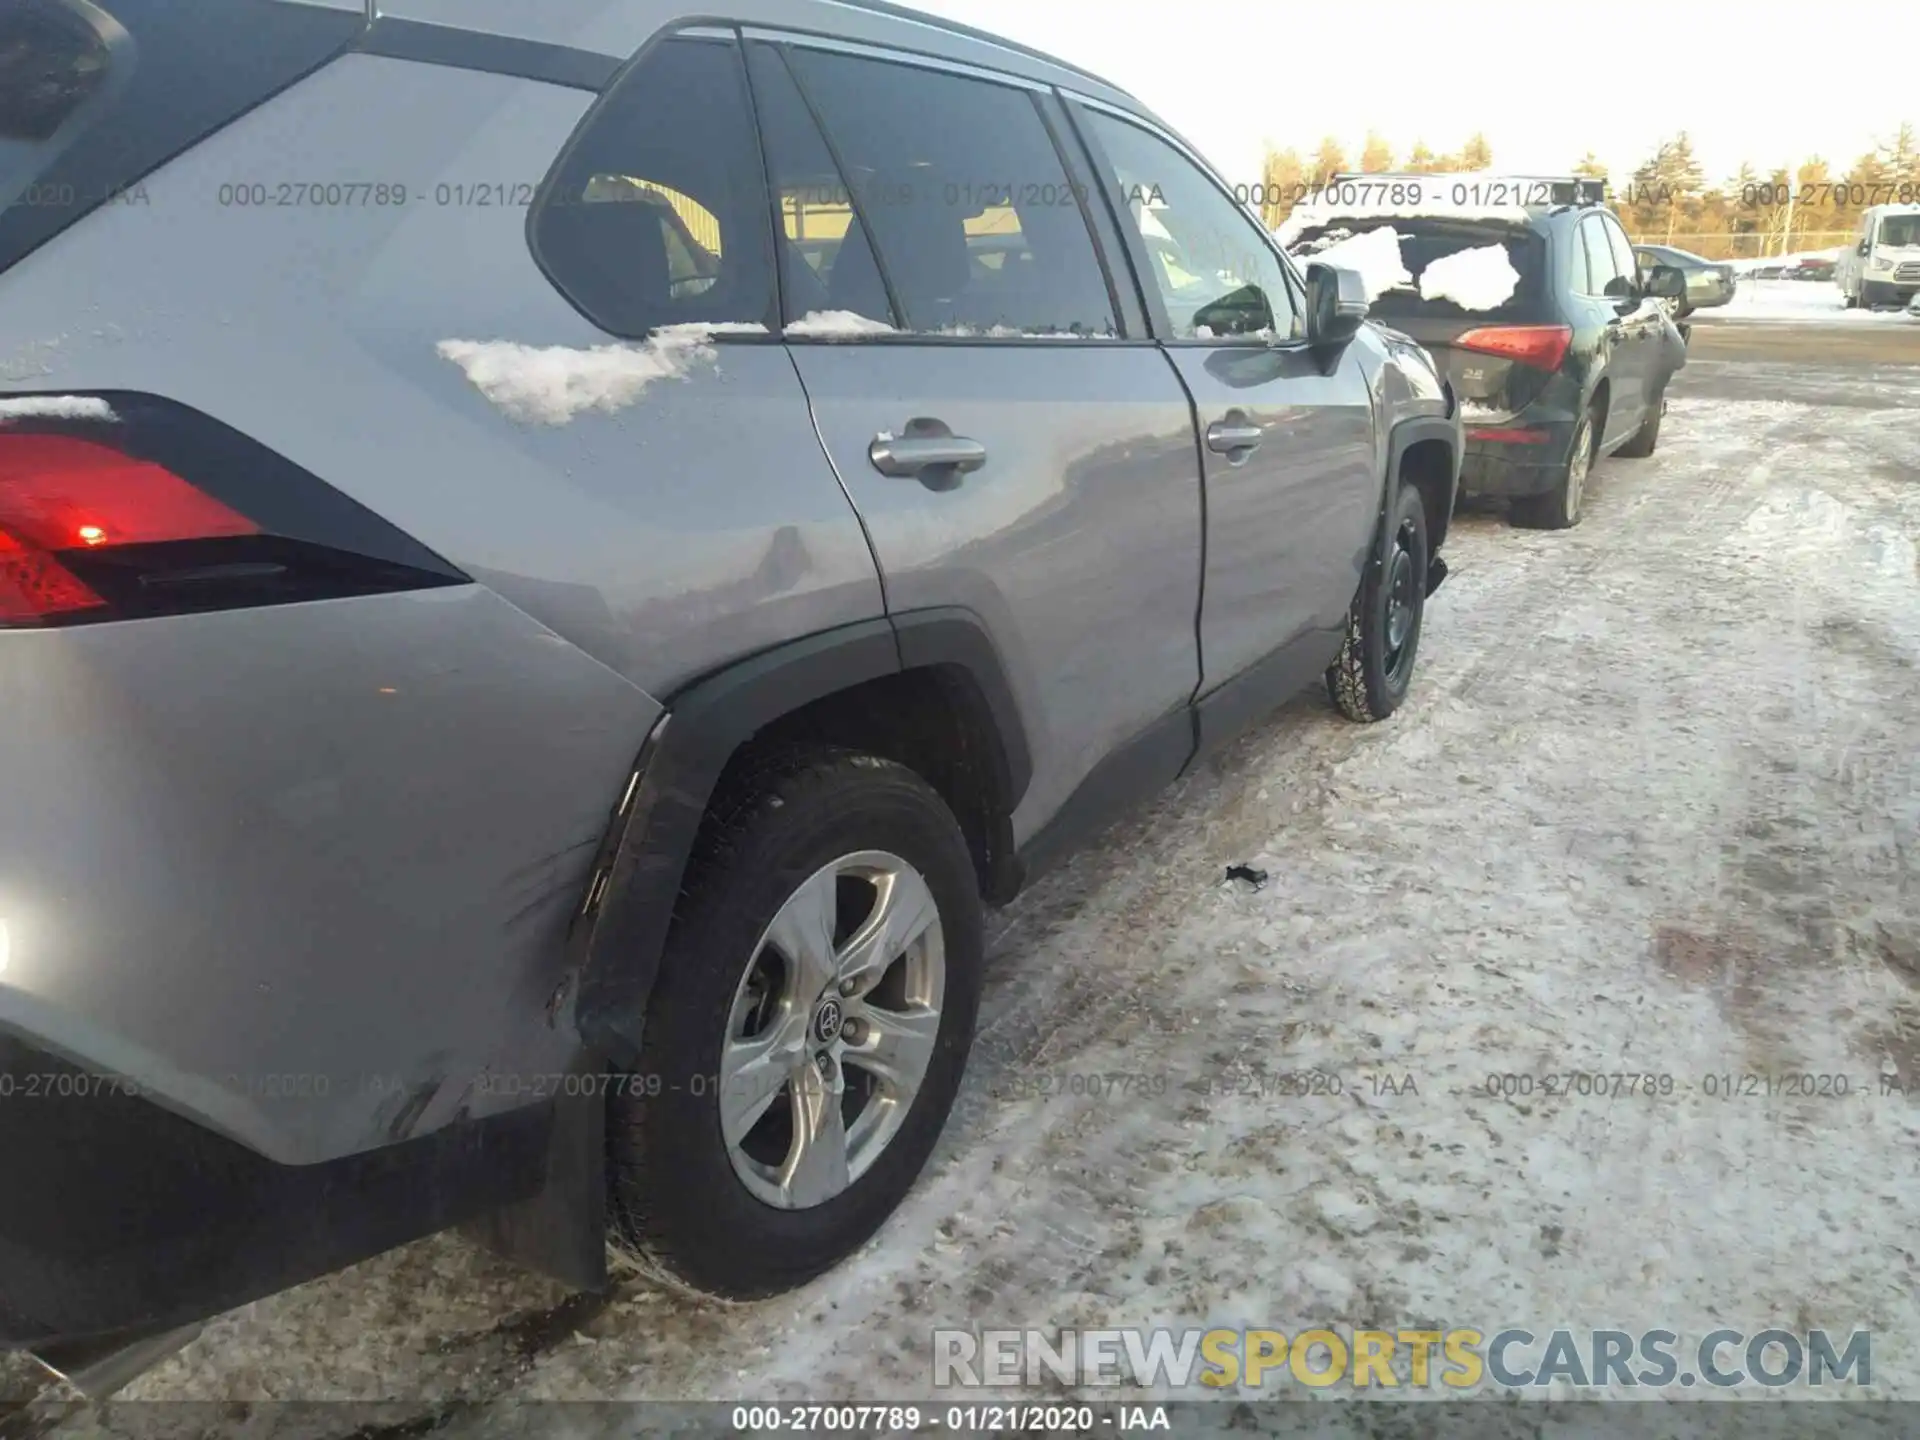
8,359 -> 1920,1433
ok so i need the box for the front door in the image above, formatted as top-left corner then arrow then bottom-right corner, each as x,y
1067,102 -> 1379,697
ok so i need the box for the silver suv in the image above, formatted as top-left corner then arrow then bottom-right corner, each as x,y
0,0 -> 1458,1375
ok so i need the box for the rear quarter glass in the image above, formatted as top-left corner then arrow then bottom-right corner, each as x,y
1293,217 -> 1548,323
0,0 -> 364,276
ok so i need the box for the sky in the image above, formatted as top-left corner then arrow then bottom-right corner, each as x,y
905,0 -> 1914,193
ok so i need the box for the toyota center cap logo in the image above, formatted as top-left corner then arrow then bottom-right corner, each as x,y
813,999 -> 844,1044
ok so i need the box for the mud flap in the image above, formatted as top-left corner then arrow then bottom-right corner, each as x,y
460,1052 -> 609,1293
1426,554 -> 1449,597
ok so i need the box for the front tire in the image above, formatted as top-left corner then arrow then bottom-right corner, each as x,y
1614,385 -> 1664,458
606,752 -> 983,1298
1326,482 -> 1428,723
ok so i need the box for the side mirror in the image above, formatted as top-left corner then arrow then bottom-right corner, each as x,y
1858,239 -> 1871,256
1191,283 -> 1276,340
1305,262 -> 1368,350
1645,264 -> 1688,300
1603,273 -> 1639,313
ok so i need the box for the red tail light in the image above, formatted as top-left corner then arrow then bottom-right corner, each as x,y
0,392 -> 467,629
0,431 -> 258,623
1455,324 -> 1572,371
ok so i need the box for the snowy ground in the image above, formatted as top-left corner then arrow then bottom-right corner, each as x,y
1703,278 -> 1916,324
6,338 -> 1920,1436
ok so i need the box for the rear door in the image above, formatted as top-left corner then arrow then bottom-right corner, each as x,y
1068,101 -> 1377,696
749,39 -> 1204,844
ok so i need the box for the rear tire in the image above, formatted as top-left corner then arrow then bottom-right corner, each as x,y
1511,407 -> 1594,530
606,752 -> 983,1298
1614,386 -> 1664,459
1326,483 -> 1428,724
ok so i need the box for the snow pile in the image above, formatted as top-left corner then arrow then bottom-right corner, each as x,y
1416,242 -> 1520,311
437,323 -> 766,424
1709,278 -> 1910,324
0,395 -> 117,423
785,310 -> 896,339
1294,225 -> 1411,302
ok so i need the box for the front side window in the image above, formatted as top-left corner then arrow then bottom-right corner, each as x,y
780,47 -> 1118,338
532,37 -> 775,336
1578,216 -> 1621,294
1076,107 -> 1297,341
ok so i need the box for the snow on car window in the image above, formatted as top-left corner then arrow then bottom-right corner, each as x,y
1294,225 -> 1412,302
1290,218 -> 1541,319
784,310 -> 899,340
1417,243 -> 1521,312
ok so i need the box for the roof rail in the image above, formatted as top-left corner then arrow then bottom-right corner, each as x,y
825,0 -> 1137,99
1328,173 -> 1606,206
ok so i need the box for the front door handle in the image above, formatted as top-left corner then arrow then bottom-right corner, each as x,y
869,418 -> 986,480
1206,415 -> 1263,457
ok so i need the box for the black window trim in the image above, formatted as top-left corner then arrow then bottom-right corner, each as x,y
1601,212 -> 1641,290
738,26 -> 1140,348
751,38 -> 907,333
523,23 -> 785,343
1572,214 -> 1610,297
1061,90 -> 1307,350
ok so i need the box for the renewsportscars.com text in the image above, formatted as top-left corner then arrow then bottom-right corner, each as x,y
933,1326 -> 1872,1391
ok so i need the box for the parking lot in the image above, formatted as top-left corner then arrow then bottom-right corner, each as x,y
5,318 -> 1918,1434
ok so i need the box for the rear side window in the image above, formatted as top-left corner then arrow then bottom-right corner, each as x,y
780,47 -> 1118,338
531,37 -> 777,337
0,0 -> 362,275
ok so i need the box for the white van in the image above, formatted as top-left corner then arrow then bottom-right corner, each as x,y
1837,203 -> 1920,309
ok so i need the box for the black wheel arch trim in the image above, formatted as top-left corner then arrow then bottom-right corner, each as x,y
1382,412 -> 1461,562
569,608 -> 1031,1069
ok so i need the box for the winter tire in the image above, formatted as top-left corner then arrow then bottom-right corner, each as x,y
1327,482 -> 1428,723
1511,406 -> 1594,530
606,752 -> 983,1298
1614,386 -> 1664,458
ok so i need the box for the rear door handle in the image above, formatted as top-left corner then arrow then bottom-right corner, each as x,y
1206,418 -> 1263,456
869,419 -> 986,479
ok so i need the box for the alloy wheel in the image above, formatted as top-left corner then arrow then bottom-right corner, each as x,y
719,851 -> 945,1210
